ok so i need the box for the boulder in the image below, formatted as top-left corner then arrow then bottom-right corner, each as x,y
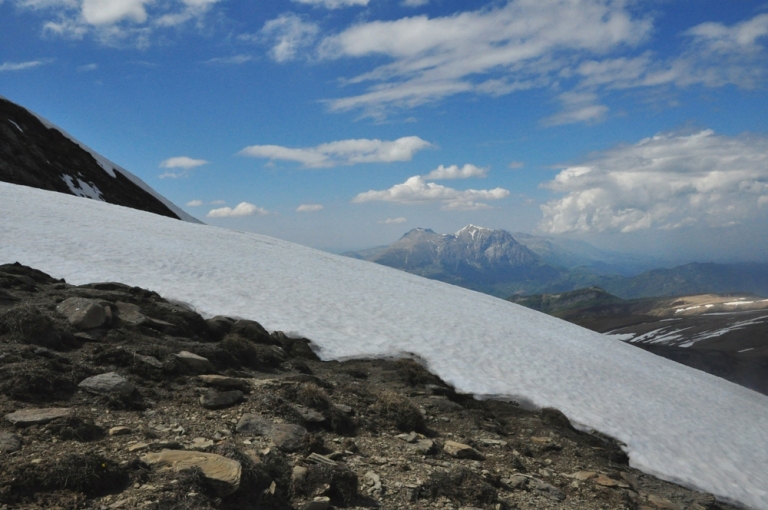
56,297 -> 105,330
197,374 -> 250,390
236,413 -> 273,436
141,449 -> 242,496
199,390 -> 244,410
270,423 -> 307,452
78,372 -> 135,397
5,407 -> 73,426
229,319 -> 273,344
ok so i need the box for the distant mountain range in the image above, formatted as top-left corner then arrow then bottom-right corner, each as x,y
345,226 -> 768,299
0,96 -> 198,223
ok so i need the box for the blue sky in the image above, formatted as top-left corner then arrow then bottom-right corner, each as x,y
2,0 -> 768,261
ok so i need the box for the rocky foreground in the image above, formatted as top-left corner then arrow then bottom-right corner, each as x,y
0,263 -> 736,510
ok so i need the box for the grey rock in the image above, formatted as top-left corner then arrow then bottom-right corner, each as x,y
205,316 -> 235,341
78,372 -> 135,397
0,431 -> 22,453
200,390 -> 244,410
270,423 -> 307,452
5,407 -> 73,426
443,440 -> 485,460
174,351 -> 213,373
293,404 -> 325,423
197,374 -> 250,390
136,354 -> 163,369
236,414 -> 274,436
235,414 -> 307,452
114,301 -> 147,326
529,477 -> 567,501
230,319 -> 272,344
56,297 -> 105,330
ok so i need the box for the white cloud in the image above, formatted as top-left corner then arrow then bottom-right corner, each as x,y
297,204 -> 324,212
379,217 -> 407,224
206,202 -> 269,218
539,130 -> 768,234
541,91 -> 608,126
402,0 -> 428,6
77,62 -> 98,71
257,13 -> 319,63
14,0 -> 222,46
575,13 -> 768,92
186,200 -> 203,207
318,0 -> 651,116
292,0 -> 368,8
239,136 -> 432,168
508,161 -> 524,169
81,0 -> 149,25
422,164 -> 487,180
353,175 -> 509,211
203,55 -> 253,65
0,60 -> 49,71
210,199 -> 225,205
159,156 -> 209,169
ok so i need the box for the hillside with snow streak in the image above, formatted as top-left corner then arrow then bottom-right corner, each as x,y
1,182 -> 767,510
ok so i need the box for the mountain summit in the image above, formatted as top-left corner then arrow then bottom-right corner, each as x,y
346,225 -> 562,296
0,96 -> 197,222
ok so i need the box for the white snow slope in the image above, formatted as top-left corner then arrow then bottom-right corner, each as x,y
1,182 -> 767,510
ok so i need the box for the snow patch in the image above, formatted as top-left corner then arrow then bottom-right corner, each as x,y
7,119 -> 23,133
61,175 -> 104,201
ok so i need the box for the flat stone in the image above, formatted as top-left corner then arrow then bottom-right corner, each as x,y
114,301 -> 147,326
200,390 -> 244,410
529,478 -> 567,501
56,297 -> 105,330
189,437 -> 214,450
128,442 -> 150,452
413,439 -> 436,455
197,374 -> 250,390
506,474 -> 528,490
0,431 -> 22,453
142,449 -> 242,497
594,473 -> 628,488
109,426 -> 132,436
78,372 -> 135,397
292,465 -> 308,483
5,407 -> 73,426
443,440 -> 484,460
136,354 -> 163,369
567,471 -> 597,481
174,351 -> 213,373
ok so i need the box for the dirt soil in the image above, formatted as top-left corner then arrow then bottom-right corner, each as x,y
0,262 -> 738,510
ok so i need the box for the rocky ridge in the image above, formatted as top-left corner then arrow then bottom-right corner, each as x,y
0,262 -> 737,510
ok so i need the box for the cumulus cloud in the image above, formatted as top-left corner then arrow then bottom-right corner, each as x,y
13,0 -> 223,46
0,60 -> 49,71
239,136 -> 432,168
422,164 -> 487,180
318,0 -> 651,116
293,0 -> 368,8
539,130 -> 768,234
353,176 -> 510,211
297,204 -> 324,212
255,13 -> 319,62
186,200 -> 203,207
379,217 -> 407,224
206,202 -> 269,218
160,156 -> 209,169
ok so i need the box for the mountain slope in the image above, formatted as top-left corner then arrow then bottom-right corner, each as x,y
0,96 -> 198,222
1,182 -> 767,509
